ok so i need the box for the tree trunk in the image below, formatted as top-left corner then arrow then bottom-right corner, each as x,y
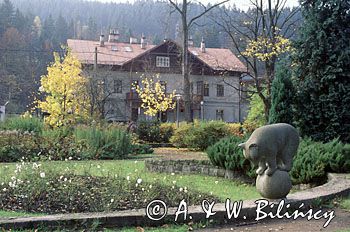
181,0 -> 192,122
264,59 -> 275,122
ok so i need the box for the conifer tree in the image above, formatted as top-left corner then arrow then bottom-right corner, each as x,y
269,59 -> 295,125
294,0 -> 350,142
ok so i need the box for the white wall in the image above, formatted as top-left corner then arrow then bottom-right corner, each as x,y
88,69 -> 247,122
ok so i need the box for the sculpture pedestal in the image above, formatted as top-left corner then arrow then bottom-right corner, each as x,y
256,170 -> 292,199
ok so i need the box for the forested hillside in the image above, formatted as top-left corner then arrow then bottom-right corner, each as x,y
0,0 -> 301,114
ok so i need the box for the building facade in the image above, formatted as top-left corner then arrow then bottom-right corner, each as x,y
68,32 -> 248,123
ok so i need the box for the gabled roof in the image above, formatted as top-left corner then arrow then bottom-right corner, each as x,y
67,39 -> 156,66
189,47 -> 246,72
67,39 -> 246,72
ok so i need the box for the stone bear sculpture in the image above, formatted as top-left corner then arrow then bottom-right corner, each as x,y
238,123 -> 299,176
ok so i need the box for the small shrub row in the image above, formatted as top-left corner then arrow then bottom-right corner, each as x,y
74,127 -> 132,160
136,120 -> 175,143
135,120 -> 248,146
170,120 -> 231,150
207,136 -> 350,184
0,116 -> 44,134
0,127 -> 148,162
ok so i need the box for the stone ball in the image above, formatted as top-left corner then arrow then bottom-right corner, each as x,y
256,170 -> 292,199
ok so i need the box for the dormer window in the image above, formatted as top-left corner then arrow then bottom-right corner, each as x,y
124,46 -> 132,52
156,56 -> 170,68
111,45 -> 118,51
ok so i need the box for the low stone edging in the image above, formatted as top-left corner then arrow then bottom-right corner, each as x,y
0,173 -> 349,230
146,143 -> 174,148
145,159 -> 254,183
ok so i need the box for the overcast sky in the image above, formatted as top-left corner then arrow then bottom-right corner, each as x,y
90,0 -> 300,10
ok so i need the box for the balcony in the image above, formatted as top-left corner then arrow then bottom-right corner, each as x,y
126,92 -> 141,102
126,92 -> 203,110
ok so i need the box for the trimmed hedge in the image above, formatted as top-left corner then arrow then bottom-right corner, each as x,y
206,136 -> 256,178
170,120 -> 230,150
207,136 -> 350,184
291,138 -> 350,184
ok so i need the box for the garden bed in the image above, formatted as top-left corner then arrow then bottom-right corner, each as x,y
0,174 -> 217,214
0,159 -> 259,216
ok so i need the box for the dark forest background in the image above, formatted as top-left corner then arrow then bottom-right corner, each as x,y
0,0 -> 301,114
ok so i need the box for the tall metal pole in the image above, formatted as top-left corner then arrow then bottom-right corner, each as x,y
176,98 -> 180,128
238,77 -> 242,123
94,47 -> 98,71
200,101 -> 204,121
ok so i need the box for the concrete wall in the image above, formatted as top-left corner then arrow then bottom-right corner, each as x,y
87,69 -> 248,123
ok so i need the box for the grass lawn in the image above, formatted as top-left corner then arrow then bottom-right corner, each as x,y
0,210 -> 44,218
339,194 -> 350,211
3,225 -> 192,232
0,159 -> 259,217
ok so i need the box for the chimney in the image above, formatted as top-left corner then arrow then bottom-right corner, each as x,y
130,37 -> 138,44
99,34 -> 105,47
108,29 -> 120,42
200,38 -> 206,53
140,34 -> 146,49
188,36 -> 194,47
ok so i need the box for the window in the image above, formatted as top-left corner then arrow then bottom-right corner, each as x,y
113,80 -> 122,93
160,81 -> 167,93
156,56 -> 170,67
216,109 -> 224,121
197,81 -> 203,95
97,79 -> 105,92
204,83 -> 209,96
190,82 -> 194,94
124,46 -> 133,52
131,80 -> 139,92
217,84 -> 224,97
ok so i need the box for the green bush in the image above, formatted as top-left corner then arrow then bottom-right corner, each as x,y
0,125 -> 137,162
131,143 -> 154,155
0,131 -> 86,162
40,135 -> 87,161
244,88 -> 267,129
291,138 -> 350,184
0,133 -> 41,162
136,120 -> 161,143
207,136 -> 350,185
169,123 -> 193,148
170,120 -> 230,150
74,127 -> 131,159
206,136 -> 255,178
136,121 -> 175,143
0,117 -> 44,134
159,123 -> 175,143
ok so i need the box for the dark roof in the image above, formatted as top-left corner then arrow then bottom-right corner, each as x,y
67,39 -> 246,72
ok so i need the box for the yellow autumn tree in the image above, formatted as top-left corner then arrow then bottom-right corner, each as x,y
37,51 -> 90,127
134,74 -> 176,117
242,35 -> 292,61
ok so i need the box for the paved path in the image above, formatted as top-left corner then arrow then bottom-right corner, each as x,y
152,147 -> 208,160
198,209 -> 350,232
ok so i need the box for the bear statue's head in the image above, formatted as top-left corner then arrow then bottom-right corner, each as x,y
238,143 -> 259,160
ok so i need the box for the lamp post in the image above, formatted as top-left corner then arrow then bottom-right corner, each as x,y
175,94 -> 182,128
200,101 -> 204,121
